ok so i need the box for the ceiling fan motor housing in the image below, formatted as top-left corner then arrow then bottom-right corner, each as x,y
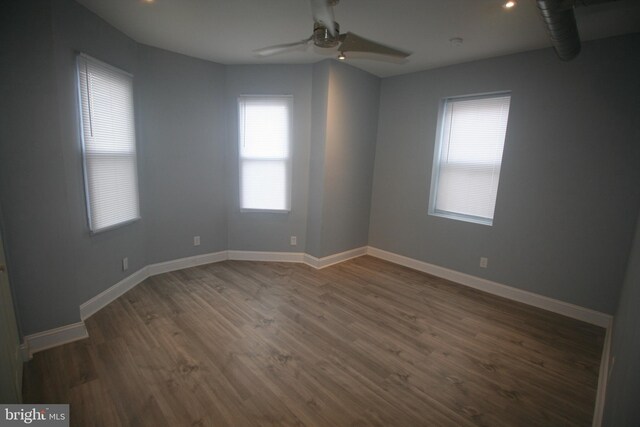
313,21 -> 340,48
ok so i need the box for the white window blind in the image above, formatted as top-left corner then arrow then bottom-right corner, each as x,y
238,96 -> 292,211
77,54 -> 140,232
430,93 -> 511,225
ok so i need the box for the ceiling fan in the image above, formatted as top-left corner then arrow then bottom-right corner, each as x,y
254,0 -> 411,60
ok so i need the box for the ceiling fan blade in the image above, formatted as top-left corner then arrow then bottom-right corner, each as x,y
339,32 -> 411,58
253,37 -> 312,56
309,0 -> 336,36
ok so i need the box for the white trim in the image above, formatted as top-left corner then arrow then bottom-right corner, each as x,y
32,245 -> 614,367
303,246 -> 368,269
80,250 -> 306,323
592,318 -> 613,427
20,244 -> 614,427
366,246 -> 612,328
226,248 -> 368,268
147,251 -> 228,276
80,266 -> 149,320
80,251 -> 229,320
22,322 -> 88,358
78,248 -> 365,328
227,250 -> 304,263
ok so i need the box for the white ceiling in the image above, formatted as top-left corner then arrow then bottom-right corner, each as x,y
75,0 -> 640,77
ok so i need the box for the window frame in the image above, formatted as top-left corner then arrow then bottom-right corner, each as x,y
237,95 -> 293,213
76,53 -> 141,234
428,91 -> 511,226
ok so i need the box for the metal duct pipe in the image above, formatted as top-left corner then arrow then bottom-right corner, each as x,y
536,0 -> 581,60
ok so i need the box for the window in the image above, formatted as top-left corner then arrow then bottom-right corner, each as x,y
77,54 -> 140,233
429,93 -> 511,225
238,96 -> 292,211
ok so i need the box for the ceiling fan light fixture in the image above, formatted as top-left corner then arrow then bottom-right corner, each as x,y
255,0 -> 411,60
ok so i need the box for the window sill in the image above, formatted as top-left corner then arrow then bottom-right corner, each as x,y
240,209 -> 290,214
429,211 -> 493,226
90,217 -> 141,235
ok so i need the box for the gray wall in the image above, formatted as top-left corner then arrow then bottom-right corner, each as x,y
0,0 -> 231,334
314,61 -> 380,257
0,0 -> 151,332
0,1 -> 82,335
225,65 -> 313,253
225,60 -> 380,258
3,0 -> 639,342
0,0 -> 145,333
369,34 -> 640,314
603,212 -> 640,426
137,45 -> 228,264
306,61 -> 331,257
50,0 -> 147,305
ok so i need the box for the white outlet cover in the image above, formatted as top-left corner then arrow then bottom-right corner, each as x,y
194,236 -> 201,246
290,236 -> 297,246
122,257 -> 129,271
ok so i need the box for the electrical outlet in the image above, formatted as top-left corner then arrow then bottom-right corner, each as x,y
194,236 -> 201,246
479,257 -> 488,268
290,236 -> 297,246
122,257 -> 129,271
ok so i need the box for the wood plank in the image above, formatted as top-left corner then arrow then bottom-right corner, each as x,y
23,256 -> 604,426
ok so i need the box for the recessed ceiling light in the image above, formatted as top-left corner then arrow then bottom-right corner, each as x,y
141,0 -> 155,4
503,1 -> 516,9
338,52 -> 346,60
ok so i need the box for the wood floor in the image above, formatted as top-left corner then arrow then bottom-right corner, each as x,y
23,256 -> 605,426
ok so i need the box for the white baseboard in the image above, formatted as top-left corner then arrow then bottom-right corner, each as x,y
366,246 -> 612,328
78,249 -> 363,328
80,266 -> 149,320
366,245 -> 614,427
304,246 -> 368,269
592,318 -> 613,427
147,250 -> 228,276
30,244 -> 613,366
20,245 -> 615,427
22,322 -> 88,358
227,250 -> 304,263
226,247 -> 368,269
80,251 -> 229,321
